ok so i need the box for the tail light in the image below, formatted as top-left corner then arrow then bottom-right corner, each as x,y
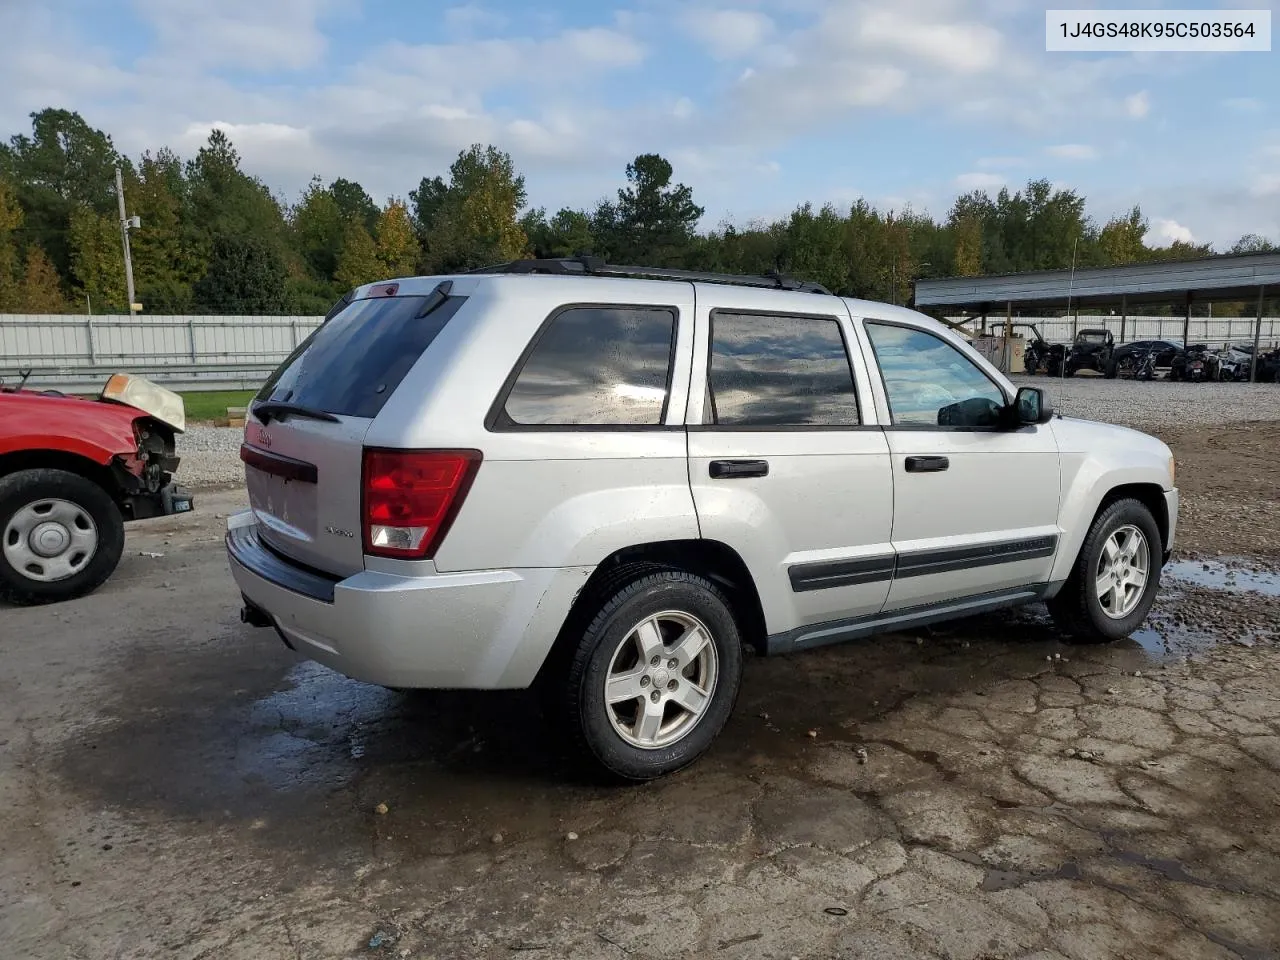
361,449 -> 481,559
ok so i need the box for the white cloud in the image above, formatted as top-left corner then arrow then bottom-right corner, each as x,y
1145,218 -> 1194,246
443,5 -> 509,37
132,0 -> 350,72
1223,97 -> 1264,114
1125,91 -> 1150,119
672,97 -> 695,120
680,9 -> 775,60
955,172 -> 1005,191
854,8 -> 1003,74
1046,143 -> 1098,161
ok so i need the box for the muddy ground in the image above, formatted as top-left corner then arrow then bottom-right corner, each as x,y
2,422 -> 1280,960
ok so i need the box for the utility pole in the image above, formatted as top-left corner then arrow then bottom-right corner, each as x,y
115,167 -> 141,313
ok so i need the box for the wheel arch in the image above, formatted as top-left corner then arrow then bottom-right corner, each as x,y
0,449 -> 120,497
534,538 -> 769,690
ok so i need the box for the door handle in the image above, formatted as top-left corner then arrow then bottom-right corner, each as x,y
905,455 -> 949,473
709,459 -> 769,479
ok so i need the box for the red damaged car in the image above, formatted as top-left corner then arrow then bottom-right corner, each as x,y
0,371 -> 194,605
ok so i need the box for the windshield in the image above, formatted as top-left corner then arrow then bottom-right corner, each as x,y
1077,331 -> 1108,344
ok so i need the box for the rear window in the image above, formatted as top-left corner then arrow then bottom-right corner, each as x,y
255,293 -> 467,419
495,305 -> 676,427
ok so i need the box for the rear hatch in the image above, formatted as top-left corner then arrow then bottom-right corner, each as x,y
242,283 -> 467,578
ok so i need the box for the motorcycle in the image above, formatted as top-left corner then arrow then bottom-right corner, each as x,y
1215,344 -> 1254,382
1133,344 -> 1159,382
1170,344 -> 1211,382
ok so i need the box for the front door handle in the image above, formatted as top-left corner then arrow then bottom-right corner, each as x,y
905,455 -> 949,473
709,459 -> 769,479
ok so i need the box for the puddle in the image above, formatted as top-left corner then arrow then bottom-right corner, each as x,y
1164,560 -> 1280,598
1129,625 -> 1219,661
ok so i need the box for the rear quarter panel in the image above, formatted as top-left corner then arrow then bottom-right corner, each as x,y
363,276 -> 701,573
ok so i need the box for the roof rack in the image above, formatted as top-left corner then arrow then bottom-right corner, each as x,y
467,256 -> 832,295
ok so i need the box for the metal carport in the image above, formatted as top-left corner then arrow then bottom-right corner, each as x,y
914,252 -> 1280,381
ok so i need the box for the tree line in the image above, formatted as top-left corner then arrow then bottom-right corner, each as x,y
0,107 -> 1275,316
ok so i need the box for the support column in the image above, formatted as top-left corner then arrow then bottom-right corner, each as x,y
1003,301 -> 1013,374
1119,295 -> 1127,343
1252,286 -> 1265,382
1182,293 -> 1192,348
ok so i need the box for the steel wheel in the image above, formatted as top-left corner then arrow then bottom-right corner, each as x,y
603,610 -> 719,750
3,498 -> 99,582
1094,524 -> 1149,620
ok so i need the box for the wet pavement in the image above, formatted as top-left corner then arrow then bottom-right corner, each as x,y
2,488 -> 1280,960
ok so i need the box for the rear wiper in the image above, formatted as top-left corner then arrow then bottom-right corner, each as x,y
252,401 -> 339,425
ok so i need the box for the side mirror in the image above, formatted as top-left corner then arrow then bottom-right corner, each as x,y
1013,386 -> 1053,425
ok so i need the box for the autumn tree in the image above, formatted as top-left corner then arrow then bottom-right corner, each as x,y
420,144 -> 528,272
18,246 -> 68,312
375,200 -> 418,277
0,179 -> 22,309
335,221 -> 380,289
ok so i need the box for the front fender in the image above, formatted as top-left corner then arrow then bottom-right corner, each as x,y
1048,418 -> 1175,583
0,396 -> 139,464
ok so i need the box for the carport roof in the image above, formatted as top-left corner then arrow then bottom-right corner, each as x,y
914,251 -> 1280,312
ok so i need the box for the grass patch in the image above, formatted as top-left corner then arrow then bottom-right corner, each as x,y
181,389 -> 256,423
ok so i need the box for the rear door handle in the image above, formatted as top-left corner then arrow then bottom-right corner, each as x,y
709,459 -> 769,479
905,455 -> 949,473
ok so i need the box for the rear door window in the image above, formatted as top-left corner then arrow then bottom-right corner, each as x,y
495,305 -> 677,427
706,312 -> 861,427
255,293 -> 468,419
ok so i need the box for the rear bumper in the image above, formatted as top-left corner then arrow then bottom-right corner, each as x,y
225,511 -> 590,689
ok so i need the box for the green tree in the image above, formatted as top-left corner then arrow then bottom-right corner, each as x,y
330,177 -> 379,232
1098,205 -> 1148,265
521,206 -> 595,258
335,221 -> 380,289
68,204 -> 126,311
0,108 -> 125,279
18,245 -> 68,312
596,153 -> 703,264
1230,233 -> 1276,254
777,203 -> 847,294
422,144 -> 528,272
375,199 -> 419,277
127,149 -> 199,311
409,174 -> 448,259
291,176 -> 345,280
194,234 -> 290,313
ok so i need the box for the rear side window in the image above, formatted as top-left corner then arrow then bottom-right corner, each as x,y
255,293 -> 467,419
497,305 -> 676,427
707,312 -> 861,427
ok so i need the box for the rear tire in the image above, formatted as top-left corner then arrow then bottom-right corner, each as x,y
553,565 -> 744,781
1047,498 -> 1162,644
0,469 -> 125,605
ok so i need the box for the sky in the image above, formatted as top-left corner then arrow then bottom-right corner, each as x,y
2,0 -> 1277,249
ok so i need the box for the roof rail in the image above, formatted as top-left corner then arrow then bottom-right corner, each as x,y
467,256 -> 832,295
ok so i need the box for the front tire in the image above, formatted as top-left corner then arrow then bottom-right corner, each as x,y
557,566 -> 744,781
1047,498 -> 1162,644
0,469 -> 125,605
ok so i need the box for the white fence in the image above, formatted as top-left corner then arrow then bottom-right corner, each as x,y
957,313 -> 1280,347
2,310 -> 1278,394
0,313 -> 324,392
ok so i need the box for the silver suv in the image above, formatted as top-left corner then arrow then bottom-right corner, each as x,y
227,259 -> 1178,780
